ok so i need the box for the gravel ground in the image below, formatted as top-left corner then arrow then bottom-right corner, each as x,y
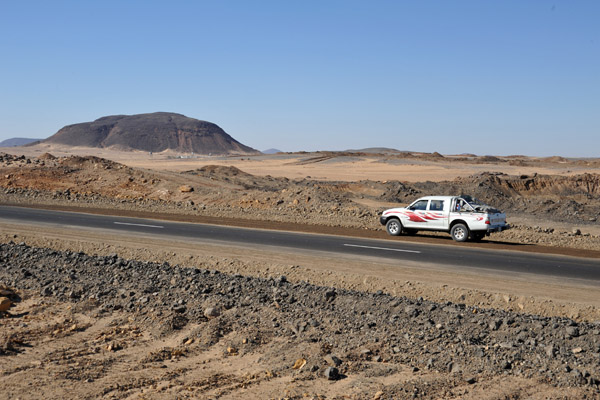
1,242 -> 600,399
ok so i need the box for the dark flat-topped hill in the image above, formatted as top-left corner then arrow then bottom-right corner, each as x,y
44,112 -> 259,154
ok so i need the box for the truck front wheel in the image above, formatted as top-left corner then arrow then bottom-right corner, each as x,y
451,223 -> 469,242
386,219 -> 403,236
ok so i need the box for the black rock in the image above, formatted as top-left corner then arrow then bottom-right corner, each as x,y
324,366 -> 339,380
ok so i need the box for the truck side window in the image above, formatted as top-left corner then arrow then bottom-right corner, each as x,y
411,200 -> 428,211
429,200 -> 444,211
455,199 -> 466,211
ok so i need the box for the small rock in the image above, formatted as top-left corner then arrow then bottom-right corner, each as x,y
572,347 -> 584,354
566,327 -> 579,338
179,185 -> 194,193
0,297 -> 12,312
173,305 -> 186,313
450,363 -> 462,373
489,319 -> 501,331
292,358 -> 307,369
324,366 -> 339,380
106,342 -> 121,352
324,354 -> 342,367
405,305 -> 420,318
325,289 -> 336,301
204,307 -> 220,318
361,348 -> 373,356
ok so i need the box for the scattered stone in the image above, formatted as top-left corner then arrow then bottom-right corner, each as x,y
204,307 -> 220,319
405,305 -> 419,318
106,342 -> 121,352
292,358 -> 307,369
0,297 -> 12,312
324,366 -> 339,380
178,185 -> 194,193
566,327 -> 580,338
324,354 -> 342,367
489,319 -> 501,331
325,289 -> 336,301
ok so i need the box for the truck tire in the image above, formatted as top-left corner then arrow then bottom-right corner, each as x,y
385,218 -> 403,236
450,223 -> 469,242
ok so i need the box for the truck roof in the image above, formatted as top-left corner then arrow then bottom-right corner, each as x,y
412,195 -> 458,201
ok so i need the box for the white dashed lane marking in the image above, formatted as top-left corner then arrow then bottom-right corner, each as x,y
343,243 -> 421,254
114,222 -> 164,229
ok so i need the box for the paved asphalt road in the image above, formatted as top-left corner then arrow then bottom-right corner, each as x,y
0,206 -> 599,284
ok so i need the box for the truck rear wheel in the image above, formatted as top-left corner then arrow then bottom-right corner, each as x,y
385,219 -> 403,236
451,223 -> 469,242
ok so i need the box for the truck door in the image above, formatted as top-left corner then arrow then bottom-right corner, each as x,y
425,199 -> 447,229
404,199 -> 429,228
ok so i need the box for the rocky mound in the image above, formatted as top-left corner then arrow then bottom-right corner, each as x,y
44,112 -> 259,155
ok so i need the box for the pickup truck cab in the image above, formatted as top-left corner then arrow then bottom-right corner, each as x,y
380,195 -> 509,242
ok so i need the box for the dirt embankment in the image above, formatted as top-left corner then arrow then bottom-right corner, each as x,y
1,243 -> 599,399
0,152 -> 599,252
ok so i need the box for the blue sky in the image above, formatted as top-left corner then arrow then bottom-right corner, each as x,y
1,1 -> 598,156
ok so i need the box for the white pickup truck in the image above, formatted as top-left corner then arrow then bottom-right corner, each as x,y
380,195 -> 509,242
